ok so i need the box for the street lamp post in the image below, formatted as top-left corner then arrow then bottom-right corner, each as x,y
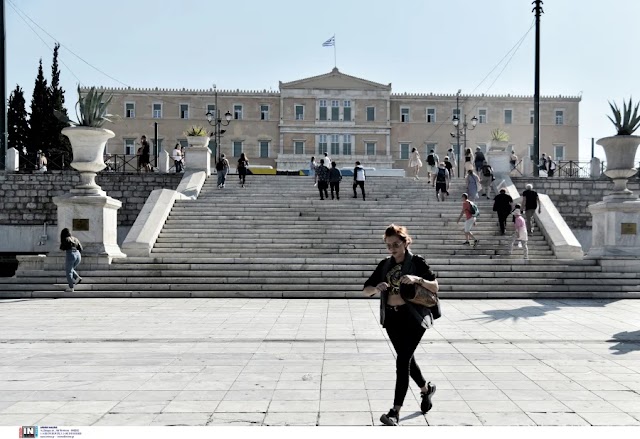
452,113 -> 478,177
205,85 -> 232,163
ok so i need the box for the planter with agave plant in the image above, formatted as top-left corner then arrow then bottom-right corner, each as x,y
56,86 -> 116,195
185,125 -> 210,148
489,128 -> 510,151
596,98 -> 640,196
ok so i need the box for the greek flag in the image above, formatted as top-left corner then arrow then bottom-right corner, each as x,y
322,36 -> 335,47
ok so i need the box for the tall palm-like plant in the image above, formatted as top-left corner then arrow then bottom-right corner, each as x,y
55,86 -> 114,127
607,98 -> 640,136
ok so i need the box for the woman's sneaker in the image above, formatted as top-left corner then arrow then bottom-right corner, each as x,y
380,408 -> 399,426
420,382 -> 436,414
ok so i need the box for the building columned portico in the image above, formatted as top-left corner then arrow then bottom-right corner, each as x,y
94,68 -> 580,173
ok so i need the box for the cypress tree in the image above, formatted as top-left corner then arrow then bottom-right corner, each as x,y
49,43 -> 72,164
7,85 -> 30,154
28,59 -> 51,158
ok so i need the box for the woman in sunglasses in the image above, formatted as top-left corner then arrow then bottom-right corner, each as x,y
363,224 -> 439,426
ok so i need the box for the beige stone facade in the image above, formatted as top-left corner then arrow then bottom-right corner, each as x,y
91,68 -> 580,173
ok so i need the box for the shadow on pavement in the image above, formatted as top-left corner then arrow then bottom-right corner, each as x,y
608,330 -> 640,355
469,299 -> 620,322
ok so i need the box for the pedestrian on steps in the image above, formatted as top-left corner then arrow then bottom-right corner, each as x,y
353,161 -> 366,201
237,153 -> 249,188
447,148 -> 457,178
60,228 -> 83,293
409,147 -> 423,180
328,161 -> 342,200
315,159 -> 330,200
493,188 -> 514,235
435,162 -> 450,202
309,156 -> 317,186
363,224 -> 438,426
464,148 -> 474,174
465,169 -> 481,200
480,160 -> 494,199
426,149 -> 439,187
457,193 -> 478,247
216,154 -> 230,189
522,184 -> 541,233
510,209 -> 529,260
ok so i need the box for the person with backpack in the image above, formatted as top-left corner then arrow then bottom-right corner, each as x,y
480,160 -> 494,199
237,153 -> 249,188
435,162 -> 450,202
363,224 -> 439,426
426,149 -> 439,186
216,153 -> 230,189
456,193 -> 479,247
474,146 -> 485,173
510,209 -> 529,260
353,161 -> 366,201
328,161 -> 342,200
315,159 -> 330,200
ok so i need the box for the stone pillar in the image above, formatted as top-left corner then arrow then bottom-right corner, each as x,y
6,147 -> 19,172
187,147 -> 211,175
588,195 -> 640,258
591,157 -> 602,178
486,150 -> 511,174
158,150 -> 170,173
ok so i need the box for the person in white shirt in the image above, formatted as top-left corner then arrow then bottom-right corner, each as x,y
353,161 -> 366,201
510,209 -> 529,259
323,152 -> 331,168
171,144 -> 183,173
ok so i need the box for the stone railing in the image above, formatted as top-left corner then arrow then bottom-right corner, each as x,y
275,154 -> 394,171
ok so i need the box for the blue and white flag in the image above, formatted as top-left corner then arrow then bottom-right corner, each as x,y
322,36 -> 335,47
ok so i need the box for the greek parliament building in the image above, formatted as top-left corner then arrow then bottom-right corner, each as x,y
93,68 -> 580,172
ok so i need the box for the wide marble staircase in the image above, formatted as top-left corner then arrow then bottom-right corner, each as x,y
1,175 -> 639,298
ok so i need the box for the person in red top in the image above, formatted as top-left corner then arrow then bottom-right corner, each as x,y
456,193 -> 478,247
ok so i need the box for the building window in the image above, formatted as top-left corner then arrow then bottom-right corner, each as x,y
152,103 -> 162,119
401,107 -> 410,123
178,139 -> 188,149
476,143 -> 487,154
555,110 -> 564,125
554,144 -> 565,160
331,100 -> 340,121
294,141 -> 304,154
342,134 -> 352,155
426,143 -> 437,155
452,108 -> 460,119
478,109 -> 487,124
180,104 -> 189,119
318,134 -> 328,154
259,140 -> 269,158
125,102 -> 135,118
207,104 -> 216,117
343,101 -> 352,121
426,108 -> 436,123
124,138 -> 135,155
295,105 -> 304,120
260,105 -> 269,121
400,143 -> 410,159
366,106 -> 375,122
234,105 -> 243,120
529,109 -> 534,124
233,141 -> 243,157
319,100 -> 328,121
504,109 -> 513,124
330,134 -> 340,155
366,142 -> 376,155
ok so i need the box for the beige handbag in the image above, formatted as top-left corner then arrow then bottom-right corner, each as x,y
409,284 -> 439,307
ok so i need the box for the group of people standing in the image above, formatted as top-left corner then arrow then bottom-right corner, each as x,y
310,153 -> 366,201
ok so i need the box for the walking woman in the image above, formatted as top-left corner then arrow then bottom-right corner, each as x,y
363,224 -> 438,426
409,147 -> 423,180
237,153 -> 249,188
60,228 -> 83,292
309,156 -> 317,186
463,147 -> 474,174
466,169 -> 481,200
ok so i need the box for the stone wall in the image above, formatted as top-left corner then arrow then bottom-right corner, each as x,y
0,172 -> 182,226
511,176 -> 640,229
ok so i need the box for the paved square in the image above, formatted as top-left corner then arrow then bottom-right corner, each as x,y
1,298 -> 640,426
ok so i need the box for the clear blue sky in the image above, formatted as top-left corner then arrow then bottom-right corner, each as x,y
6,0 -> 640,163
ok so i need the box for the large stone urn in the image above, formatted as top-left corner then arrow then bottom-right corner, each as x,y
487,140 -> 511,174
587,135 -> 640,258
52,126 -> 126,265
186,136 -> 212,175
596,135 -> 640,196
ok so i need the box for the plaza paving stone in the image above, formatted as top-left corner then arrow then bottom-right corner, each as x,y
0,297 -> 640,426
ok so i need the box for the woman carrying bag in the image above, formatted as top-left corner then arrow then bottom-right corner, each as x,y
363,224 -> 439,426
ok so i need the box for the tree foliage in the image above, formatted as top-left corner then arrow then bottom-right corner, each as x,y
28,59 -> 52,157
49,43 -> 72,161
7,85 -> 29,152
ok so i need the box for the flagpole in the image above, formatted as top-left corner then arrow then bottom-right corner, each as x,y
334,34 -> 337,68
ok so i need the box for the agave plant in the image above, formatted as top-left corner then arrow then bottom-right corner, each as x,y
607,98 -> 640,135
55,86 -> 114,128
184,125 -> 208,137
490,128 -> 509,142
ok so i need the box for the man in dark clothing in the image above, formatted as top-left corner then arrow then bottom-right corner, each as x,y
315,159 -> 330,200
474,147 -> 485,173
522,183 -> 542,233
328,161 -> 342,200
493,188 -> 514,235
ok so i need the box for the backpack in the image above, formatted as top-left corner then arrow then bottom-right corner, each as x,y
475,151 -> 485,162
436,168 -> 447,183
215,160 -> 224,171
427,154 -> 436,166
482,165 -> 492,177
469,201 -> 479,217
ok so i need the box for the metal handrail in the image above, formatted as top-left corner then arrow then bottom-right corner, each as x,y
555,160 -> 600,178
103,154 -> 159,174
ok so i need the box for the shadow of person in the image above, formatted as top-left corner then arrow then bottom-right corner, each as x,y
467,299 -> 621,323
609,330 -> 640,355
